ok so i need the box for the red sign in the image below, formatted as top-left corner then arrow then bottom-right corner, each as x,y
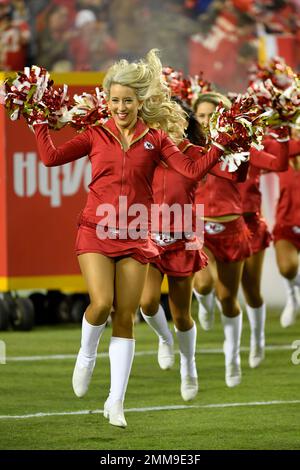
0,82 -> 96,289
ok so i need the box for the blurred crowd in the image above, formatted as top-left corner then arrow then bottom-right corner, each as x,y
0,0 -> 300,91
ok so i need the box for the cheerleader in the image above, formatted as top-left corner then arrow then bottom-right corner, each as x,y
274,130 -> 300,327
239,128 -> 290,367
140,105 -> 243,401
192,92 -> 289,386
32,50 -> 226,428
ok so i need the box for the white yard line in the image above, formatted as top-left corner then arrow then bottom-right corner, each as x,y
0,400 -> 299,420
6,344 -> 293,362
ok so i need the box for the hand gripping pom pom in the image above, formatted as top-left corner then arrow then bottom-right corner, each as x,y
208,95 -> 264,172
1,66 -> 110,132
220,152 -> 250,172
267,125 -> 290,142
1,66 -> 69,130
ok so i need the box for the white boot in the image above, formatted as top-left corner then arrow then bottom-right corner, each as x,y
193,289 -> 215,331
292,273 -> 300,288
104,399 -> 127,428
280,277 -> 300,328
221,312 -> 242,388
103,337 -> 135,428
140,305 -> 174,370
280,297 -> 298,328
72,315 -> 106,398
175,323 -> 198,401
246,303 -> 266,368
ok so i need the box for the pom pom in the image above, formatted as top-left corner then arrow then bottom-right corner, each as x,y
210,94 -> 264,155
1,66 -> 70,130
162,66 -> 193,106
247,75 -> 300,130
1,66 -> 110,132
189,73 -> 213,105
248,57 -> 296,91
59,87 -> 110,131
162,67 -> 213,107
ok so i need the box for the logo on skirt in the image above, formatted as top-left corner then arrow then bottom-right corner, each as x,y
144,141 -> 155,150
94,196 -> 205,250
204,221 -> 225,234
292,226 -> 300,234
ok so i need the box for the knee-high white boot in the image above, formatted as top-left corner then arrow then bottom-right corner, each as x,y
140,305 -> 174,370
72,314 -> 106,398
193,289 -> 215,331
104,337 -> 135,428
280,277 -> 300,328
221,312 -> 242,388
175,322 -> 198,401
246,303 -> 266,368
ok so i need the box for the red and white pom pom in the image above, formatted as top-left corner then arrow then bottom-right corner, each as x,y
189,73 -> 213,105
163,66 -> 193,106
59,87 -> 110,131
1,65 -> 112,132
248,57 -> 296,91
247,74 -> 300,129
209,94 -> 266,171
1,65 -> 70,129
210,94 -> 264,152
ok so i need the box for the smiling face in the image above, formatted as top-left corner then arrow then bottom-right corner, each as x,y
108,84 -> 142,131
195,101 -> 216,132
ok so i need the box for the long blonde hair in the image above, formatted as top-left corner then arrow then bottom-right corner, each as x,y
103,49 -> 187,144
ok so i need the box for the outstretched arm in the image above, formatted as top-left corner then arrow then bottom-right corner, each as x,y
184,144 -> 248,182
250,140 -> 289,172
288,139 -> 300,158
159,133 -> 223,180
209,160 -> 249,182
34,124 -> 92,167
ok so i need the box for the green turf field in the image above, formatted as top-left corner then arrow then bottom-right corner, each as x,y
0,302 -> 299,450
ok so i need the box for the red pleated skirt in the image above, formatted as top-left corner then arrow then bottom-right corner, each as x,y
203,216 -> 252,263
75,224 -> 161,264
152,239 -> 208,277
244,213 -> 272,255
273,224 -> 300,251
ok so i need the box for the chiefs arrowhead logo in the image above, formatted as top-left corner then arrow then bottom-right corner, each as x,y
292,226 -> 300,235
144,141 -> 155,150
204,221 -> 226,234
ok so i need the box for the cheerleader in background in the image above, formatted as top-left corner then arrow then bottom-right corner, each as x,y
239,126 -> 290,368
140,103 -> 246,401
192,92 -> 289,387
274,129 -> 300,328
